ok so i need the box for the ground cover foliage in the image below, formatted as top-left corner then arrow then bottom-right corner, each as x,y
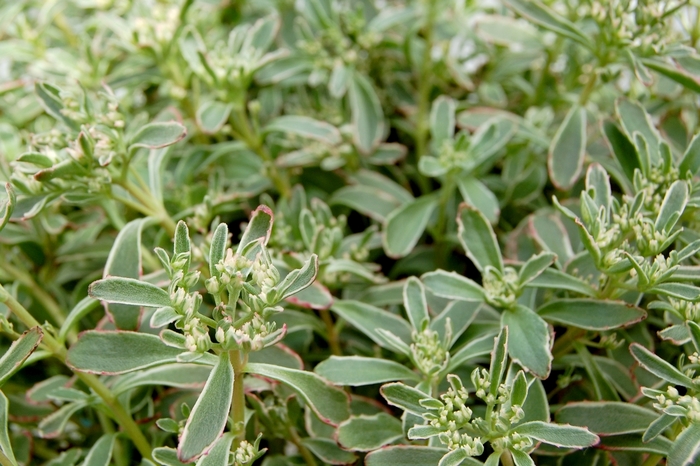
3,0 -> 700,464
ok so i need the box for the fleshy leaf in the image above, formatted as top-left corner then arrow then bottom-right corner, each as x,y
314,356 -> 419,386
264,115 -> 341,145
67,331 -> 184,374
556,402 -> 657,435
336,413 -> 404,451
537,299 -> 646,330
383,195 -> 439,258
457,203 -> 503,273
89,277 -> 171,308
502,305 -> 552,378
245,363 -> 349,425
548,106 -> 586,191
129,122 -> 187,150
178,352 -> 234,463
0,327 -> 43,388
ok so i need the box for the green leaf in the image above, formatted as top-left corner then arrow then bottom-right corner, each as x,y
129,122 -> 187,150
431,300 -> 481,346
237,205 -> 273,255
35,82 -> 79,131
641,58 -> 700,93
404,277 -> 429,331
527,268 -> 597,297
630,343 -> 694,388
510,371 -> 528,407
514,421 -> 598,448
102,218 -> 146,330
178,352 -> 233,463
439,448 -> 469,466
314,356 -> 419,386
490,328 -> 509,397
603,120 -> 638,182
328,61 -> 350,98
331,300 -> 412,350
503,0 -> 592,49
348,72 -> 384,153
679,133 -> 700,177
616,99 -> 662,169
153,447 -> 192,466
209,223 -> 228,277
510,450 -> 535,466
196,434 -> 234,466
669,422 -> 700,466
264,115 -> 341,146
537,299 -> 646,330
644,414 -> 676,443
457,203 -> 503,272
330,185 -> 402,223
365,446 -> 448,466
300,438 -> 357,465
556,402 -> 657,435
58,297 -> 100,345
0,392 -> 15,464
89,277 -> 171,308
196,101 -> 232,135
430,96 -> 456,149
39,401 -> 87,438
655,180 -> 688,233
380,382 -> 432,416
586,163 -> 612,212
599,434 -> 671,456
278,254 -> 319,300
174,221 -> 191,270
112,363 -> 211,395
336,413 -> 404,451
0,183 -> 15,233
0,327 -> 43,388
83,433 -> 115,466
689,321 -> 700,354
422,270 -> 485,301
548,106 -> 586,191
67,331 -> 184,374
518,252 -> 556,286
448,332 -> 498,371
456,177 -> 500,224
648,283 -> 700,302
245,363 -> 349,425
383,195 -> 439,258
502,306 -> 552,378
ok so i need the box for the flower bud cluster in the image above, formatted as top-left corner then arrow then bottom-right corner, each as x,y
482,267 -> 519,309
491,431 -> 533,452
411,328 -> 448,376
215,313 -> 276,352
183,317 -> 211,353
650,386 -> 700,422
438,431 -> 484,455
233,440 -> 260,466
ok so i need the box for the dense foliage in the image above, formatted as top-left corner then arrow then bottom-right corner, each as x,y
2,0 -> 700,465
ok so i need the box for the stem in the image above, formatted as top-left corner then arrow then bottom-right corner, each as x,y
552,327 -> 586,359
640,454 -> 663,466
414,0 -> 437,167
230,107 -> 291,198
0,287 -> 153,461
287,425 -> 317,466
500,450 -> 515,466
318,309 -> 341,356
578,70 -> 598,106
116,179 -> 177,237
230,350 -> 248,444
0,258 -> 65,328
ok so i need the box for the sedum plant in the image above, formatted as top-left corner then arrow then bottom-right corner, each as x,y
5,0 -> 700,465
